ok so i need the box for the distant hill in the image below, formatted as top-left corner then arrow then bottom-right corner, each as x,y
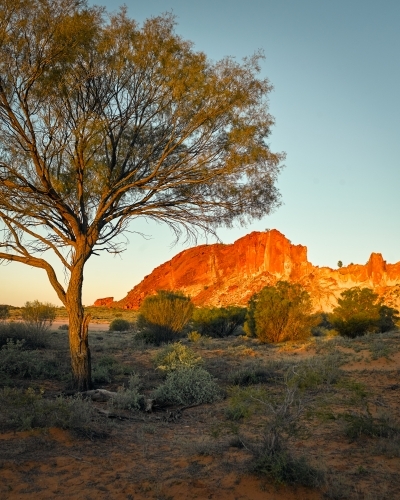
94,229 -> 400,312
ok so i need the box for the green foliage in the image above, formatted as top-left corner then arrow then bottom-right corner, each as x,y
0,340 -> 61,379
343,411 -> 399,440
0,321 -> 49,349
244,281 -> 315,343
252,448 -> 324,487
228,360 -> 273,386
0,387 -> 110,437
137,291 -> 194,345
187,330 -> 202,342
92,355 -> 129,384
153,366 -> 222,406
109,318 -> 131,332
191,306 -> 246,338
154,342 -> 202,373
111,373 -> 144,411
286,354 -> 343,390
0,304 -> 9,320
22,300 -> 56,333
331,287 -> 398,338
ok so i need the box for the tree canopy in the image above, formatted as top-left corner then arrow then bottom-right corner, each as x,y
0,0 -> 284,389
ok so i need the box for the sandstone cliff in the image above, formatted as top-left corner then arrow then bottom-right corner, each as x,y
94,230 -> 400,311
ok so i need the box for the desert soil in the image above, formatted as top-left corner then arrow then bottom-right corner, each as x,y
1,328 -> 400,500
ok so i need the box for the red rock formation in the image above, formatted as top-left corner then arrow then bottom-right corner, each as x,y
94,230 -> 400,311
93,297 -> 114,307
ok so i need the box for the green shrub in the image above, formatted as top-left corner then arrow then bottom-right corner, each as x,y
331,287 -> 398,338
0,387 -> 110,437
0,321 -> 49,349
109,318 -> 131,332
253,448 -> 324,487
343,411 -> 399,440
244,281 -> 316,343
137,290 -> 194,345
192,306 -> 246,338
154,342 -> 202,373
22,300 -> 56,333
92,355 -> 129,383
286,355 -> 343,390
0,340 -> 61,379
0,304 -> 10,321
153,366 -> 222,405
228,360 -> 273,386
111,373 -> 144,411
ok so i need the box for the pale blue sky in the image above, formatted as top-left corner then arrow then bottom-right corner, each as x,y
1,0 -> 399,306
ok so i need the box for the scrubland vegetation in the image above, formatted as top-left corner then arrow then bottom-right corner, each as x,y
1,286 -> 400,499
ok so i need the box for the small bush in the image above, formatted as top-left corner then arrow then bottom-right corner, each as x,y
192,306 -> 246,338
111,373 -> 144,411
0,340 -> 61,379
109,318 -> 131,332
244,281 -> 316,343
187,330 -> 202,342
0,321 -> 49,349
92,355 -> 129,383
137,290 -> 193,345
153,366 -> 222,406
0,387 -> 110,437
154,342 -> 202,373
22,300 -> 56,333
286,355 -> 343,390
343,412 -> 399,440
229,360 -> 273,386
58,324 -> 69,331
253,448 -> 324,487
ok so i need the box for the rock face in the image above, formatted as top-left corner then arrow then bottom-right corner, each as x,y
94,230 -> 400,312
93,297 -> 114,307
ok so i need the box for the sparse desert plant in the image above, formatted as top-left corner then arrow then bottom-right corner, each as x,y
191,306 -> 247,337
0,321 -> 49,349
92,355 -> 129,383
342,411 -> 399,440
153,366 -> 222,405
22,300 -> 56,333
154,342 -> 202,373
187,330 -> 202,342
245,384 -> 324,487
228,360 -> 273,386
0,339 -> 61,379
58,324 -> 69,331
286,354 -> 343,390
244,281 -> 316,343
111,373 -> 144,411
0,387 -> 110,437
137,290 -> 194,345
109,318 -> 131,332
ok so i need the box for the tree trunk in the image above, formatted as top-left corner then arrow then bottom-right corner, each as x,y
66,264 -> 92,391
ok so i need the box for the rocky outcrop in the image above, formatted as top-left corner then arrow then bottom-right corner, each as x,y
93,297 -> 114,307
94,230 -> 400,312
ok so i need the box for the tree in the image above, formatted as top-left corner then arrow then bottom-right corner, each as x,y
244,281 -> 315,343
22,300 -> 56,333
337,261 -> 343,268
0,0 -> 284,389
331,287 -> 398,337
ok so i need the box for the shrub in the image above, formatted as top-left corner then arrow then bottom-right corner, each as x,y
187,330 -> 202,342
137,290 -> 194,345
331,287 -> 398,338
92,355 -> 129,383
153,366 -> 222,405
191,306 -> 247,338
0,304 -> 10,321
244,281 -> 316,343
111,373 -> 144,411
0,321 -> 49,349
22,300 -> 56,333
228,360 -> 273,386
0,339 -> 61,379
0,387 -> 110,437
154,342 -> 202,373
109,318 -> 131,332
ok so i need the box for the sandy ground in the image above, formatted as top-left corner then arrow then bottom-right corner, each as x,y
1,332 -> 400,499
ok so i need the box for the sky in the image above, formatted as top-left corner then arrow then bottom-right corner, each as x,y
1,0 -> 400,306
